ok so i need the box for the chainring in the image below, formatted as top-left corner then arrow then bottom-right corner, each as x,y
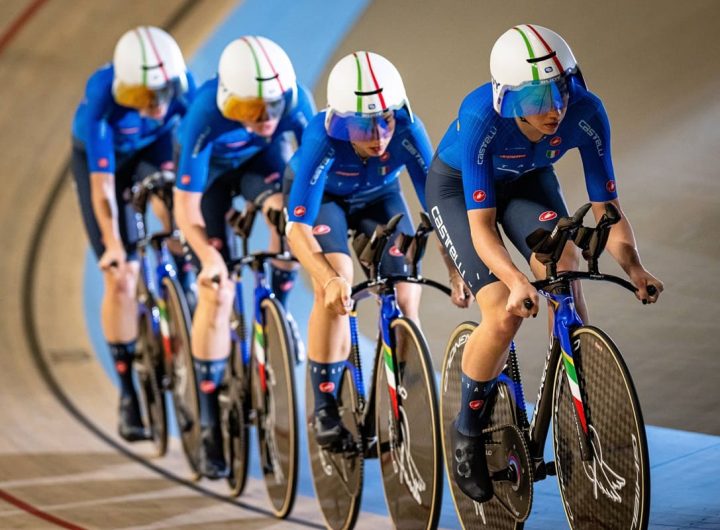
483,423 -> 533,522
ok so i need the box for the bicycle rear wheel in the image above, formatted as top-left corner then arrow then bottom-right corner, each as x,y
376,317 -> 442,530
552,326 -> 650,530
223,308 -> 250,497
161,276 -> 201,474
135,302 -> 167,456
251,297 -> 298,518
440,322 -> 520,530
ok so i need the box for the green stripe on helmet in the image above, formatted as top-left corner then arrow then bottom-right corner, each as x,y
513,26 -> 539,82
353,53 -> 363,113
241,37 -> 263,98
134,28 -> 148,86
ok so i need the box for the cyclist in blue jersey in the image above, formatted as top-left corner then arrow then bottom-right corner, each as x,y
286,52 -> 462,451
173,36 -> 315,479
71,26 -> 194,443
426,25 -> 664,502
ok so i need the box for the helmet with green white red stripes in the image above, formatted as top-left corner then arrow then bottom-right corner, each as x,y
325,51 -> 412,141
216,36 -> 297,122
490,24 -> 586,118
112,26 -> 188,109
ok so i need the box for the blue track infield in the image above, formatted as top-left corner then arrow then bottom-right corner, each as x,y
81,1 -> 720,528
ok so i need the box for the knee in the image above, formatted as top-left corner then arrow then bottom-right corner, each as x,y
104,270 -> 136,302
485,308 -> 523,341
198,281 -> 234,312
396,285 -> 421,317
557,243 -> 580,272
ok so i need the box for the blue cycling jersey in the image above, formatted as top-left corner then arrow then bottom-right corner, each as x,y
72,64 -> 196,173
175,77 -> 315,193
286,108 -> 433,226
436,82 -> 618,210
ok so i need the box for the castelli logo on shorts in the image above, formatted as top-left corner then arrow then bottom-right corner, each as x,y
606,180 -> 616,192
539,211 -> 558,222
98,157 -> 109,169
281,281 -> 294,292
264,172 -> 280,184
319,382 -> 335,393
550,136 -> 562,147
200,381 -> 216,394
380,151 -> 391,162
209,237 -> 223,250
472,190 -> 487,203
469,399 -> 484,410
294,206 -> 306,217
181,174 -> 191,185
161,161 -> 175,170
388,245 -> 404,257
115,361 -> 128,374
312,224 -> 331,235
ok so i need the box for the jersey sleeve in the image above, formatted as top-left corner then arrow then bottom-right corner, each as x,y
286,84 -> 317,148
577,98 -> 618,202
401,115 -> 433,211
459,103 -> 498,210
286,117 -> 334,226
175,88 -> 215,193
83,72 -> 116,173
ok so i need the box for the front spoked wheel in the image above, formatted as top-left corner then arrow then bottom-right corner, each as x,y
376,317 -> 442,529
135,303 -> 167,456
162,276 -> 201,474
251,297 -> 298,518
553,326 -> 650,530
440,322 -> 521,529
306,367 -> 363,530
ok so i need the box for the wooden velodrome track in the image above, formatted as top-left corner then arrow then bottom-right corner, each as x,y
1,0 -> 719,528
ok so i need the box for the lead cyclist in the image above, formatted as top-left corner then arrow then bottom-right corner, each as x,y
425,24 -> 663,503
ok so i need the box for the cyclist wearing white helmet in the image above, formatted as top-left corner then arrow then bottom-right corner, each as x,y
173,36 -> 315,478
71,26 -> 194,443
285,52 -> 456,451
425,24 -> 663,503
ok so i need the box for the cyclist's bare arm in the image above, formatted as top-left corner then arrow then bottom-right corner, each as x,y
591,199 -> 663,302
434,236 -> 472,308
90,171 -> 124,266
468,208 -> 539,316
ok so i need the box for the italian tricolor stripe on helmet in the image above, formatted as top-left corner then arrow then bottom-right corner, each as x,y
133,29 -> 148,86
143,27 -> 169,83
351,51 -> 388,114
513,24 -> 565,79
241,36 -> 284,99
133,27 -> 169,87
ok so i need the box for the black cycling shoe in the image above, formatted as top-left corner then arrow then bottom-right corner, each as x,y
451,420 -> 494,503
118,395 -> 150,442
198,425 -> 229,479
314,405 -> 355,453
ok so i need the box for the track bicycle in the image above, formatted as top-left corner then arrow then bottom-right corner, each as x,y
307,212 -> 450,530
212,202 -> 300,518
440,203 -> 654,529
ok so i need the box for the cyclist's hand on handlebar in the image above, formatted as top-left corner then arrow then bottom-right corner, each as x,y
324,276 -> 352,316
99,241 -> 127,274
506,278 -> 539,318
198,249 -> 229,289
629,267 -> 664,305
449,271 -> 473,309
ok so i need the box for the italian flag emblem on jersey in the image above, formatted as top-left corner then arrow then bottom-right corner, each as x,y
379,165 -> 390,176
546,149 -> 560,158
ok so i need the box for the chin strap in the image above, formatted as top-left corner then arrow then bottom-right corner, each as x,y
519,116 -> 529,123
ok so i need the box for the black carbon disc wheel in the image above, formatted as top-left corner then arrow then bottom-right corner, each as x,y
162,276 -> 201,474
440,322 -> 521,529
376,317 -> 442,530
251,297 -> 298,518
305,367 -> 363,530
135,303 -> 168,457
553,326 -> 650,530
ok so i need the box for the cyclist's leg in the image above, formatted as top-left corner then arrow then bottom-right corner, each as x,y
71,144 -> 145,440
193,166 -> 236,477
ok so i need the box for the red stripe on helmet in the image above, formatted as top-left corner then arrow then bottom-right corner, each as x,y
254,36 -> 285,94
526,24 -> 565,74
143,27 -> 169,82
364,52 -> 387,111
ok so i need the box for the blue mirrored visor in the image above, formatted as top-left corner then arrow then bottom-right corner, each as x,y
499,75 -> 570,118
326,111 -> 395,142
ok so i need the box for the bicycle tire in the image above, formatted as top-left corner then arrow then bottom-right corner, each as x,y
161,275 -> 201,474
251,297 -> 298,518
376,317 -> 442,530
224,308 -> 250,497
552,325 -> 650,530
135,303 -> 168,457
440,322 -> 520,530
306,366 -> 363,530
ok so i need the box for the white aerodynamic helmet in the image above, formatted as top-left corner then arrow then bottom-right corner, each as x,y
112,26 -> 187,109
490,24 -> 585,118
216,36 -> 297,123
325,51 -> 412,142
